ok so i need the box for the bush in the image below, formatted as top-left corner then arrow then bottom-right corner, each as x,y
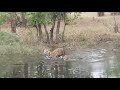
0,31 -> 20,45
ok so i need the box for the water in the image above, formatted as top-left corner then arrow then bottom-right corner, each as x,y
1,47 -> 120,78
72,48 -> 120,78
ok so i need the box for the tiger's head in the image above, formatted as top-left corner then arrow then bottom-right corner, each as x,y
43,48 -> 50,56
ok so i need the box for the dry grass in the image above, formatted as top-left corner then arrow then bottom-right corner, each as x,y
59,14 -> 120,49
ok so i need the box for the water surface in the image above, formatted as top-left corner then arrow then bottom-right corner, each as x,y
1,47 -> 120,78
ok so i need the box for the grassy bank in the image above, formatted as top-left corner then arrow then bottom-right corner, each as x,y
0,31 -> 44,56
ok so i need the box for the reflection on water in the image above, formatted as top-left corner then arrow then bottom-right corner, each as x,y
2,47 -> 120,78
3,60 -> 91,78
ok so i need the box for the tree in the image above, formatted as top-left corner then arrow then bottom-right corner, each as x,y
27,12 -> 42,41
26,12 -> 80,44
50,12 -> 80,44
102,14 -> 119,33
111,12 -> 120,16
62,12 -> 80,42
9,12 -> 18,33
55,12 -> 62,43
49,12 -> 57,44
20,12 -> 27,27
26,12 -> 51,42
0,12 -> 24,33
43,24 -> 49,43
98,12 -> 104,17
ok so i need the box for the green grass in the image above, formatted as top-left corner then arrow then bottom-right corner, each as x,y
0,31 -> 19,45
0,31 -> 43,56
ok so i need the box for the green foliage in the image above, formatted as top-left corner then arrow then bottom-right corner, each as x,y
26,12 -> 51,26
26,12 -> 80,27
62,12 -> 80,24
0,12 -> 10,25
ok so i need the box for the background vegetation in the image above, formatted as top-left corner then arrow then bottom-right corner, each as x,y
0,12 -> 120,56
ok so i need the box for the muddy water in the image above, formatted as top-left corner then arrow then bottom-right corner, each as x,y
1,47 -> 120,78
71,48 -> 119,78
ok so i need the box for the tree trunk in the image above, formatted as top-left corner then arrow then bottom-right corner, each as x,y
35,23 -> 42,41
14,12 -> 21,27
55,14 -> 61,44
38,24 -> 42,41
21,12 -> 27,27
10,13 -> 17,33
62,24 -> 67,42
50,15 -> 56,44
43,24 -> 49,43
35,24 -> 39,39
10,19 -> 17,33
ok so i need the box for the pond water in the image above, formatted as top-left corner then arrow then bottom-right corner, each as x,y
1,47 -> 120,78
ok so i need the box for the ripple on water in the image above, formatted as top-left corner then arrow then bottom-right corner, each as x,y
71,48 -> 120,78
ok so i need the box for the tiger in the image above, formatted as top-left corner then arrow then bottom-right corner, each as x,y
43,48 -> 66,60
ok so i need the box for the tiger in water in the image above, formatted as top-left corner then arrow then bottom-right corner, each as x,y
43,48 -> 68,60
